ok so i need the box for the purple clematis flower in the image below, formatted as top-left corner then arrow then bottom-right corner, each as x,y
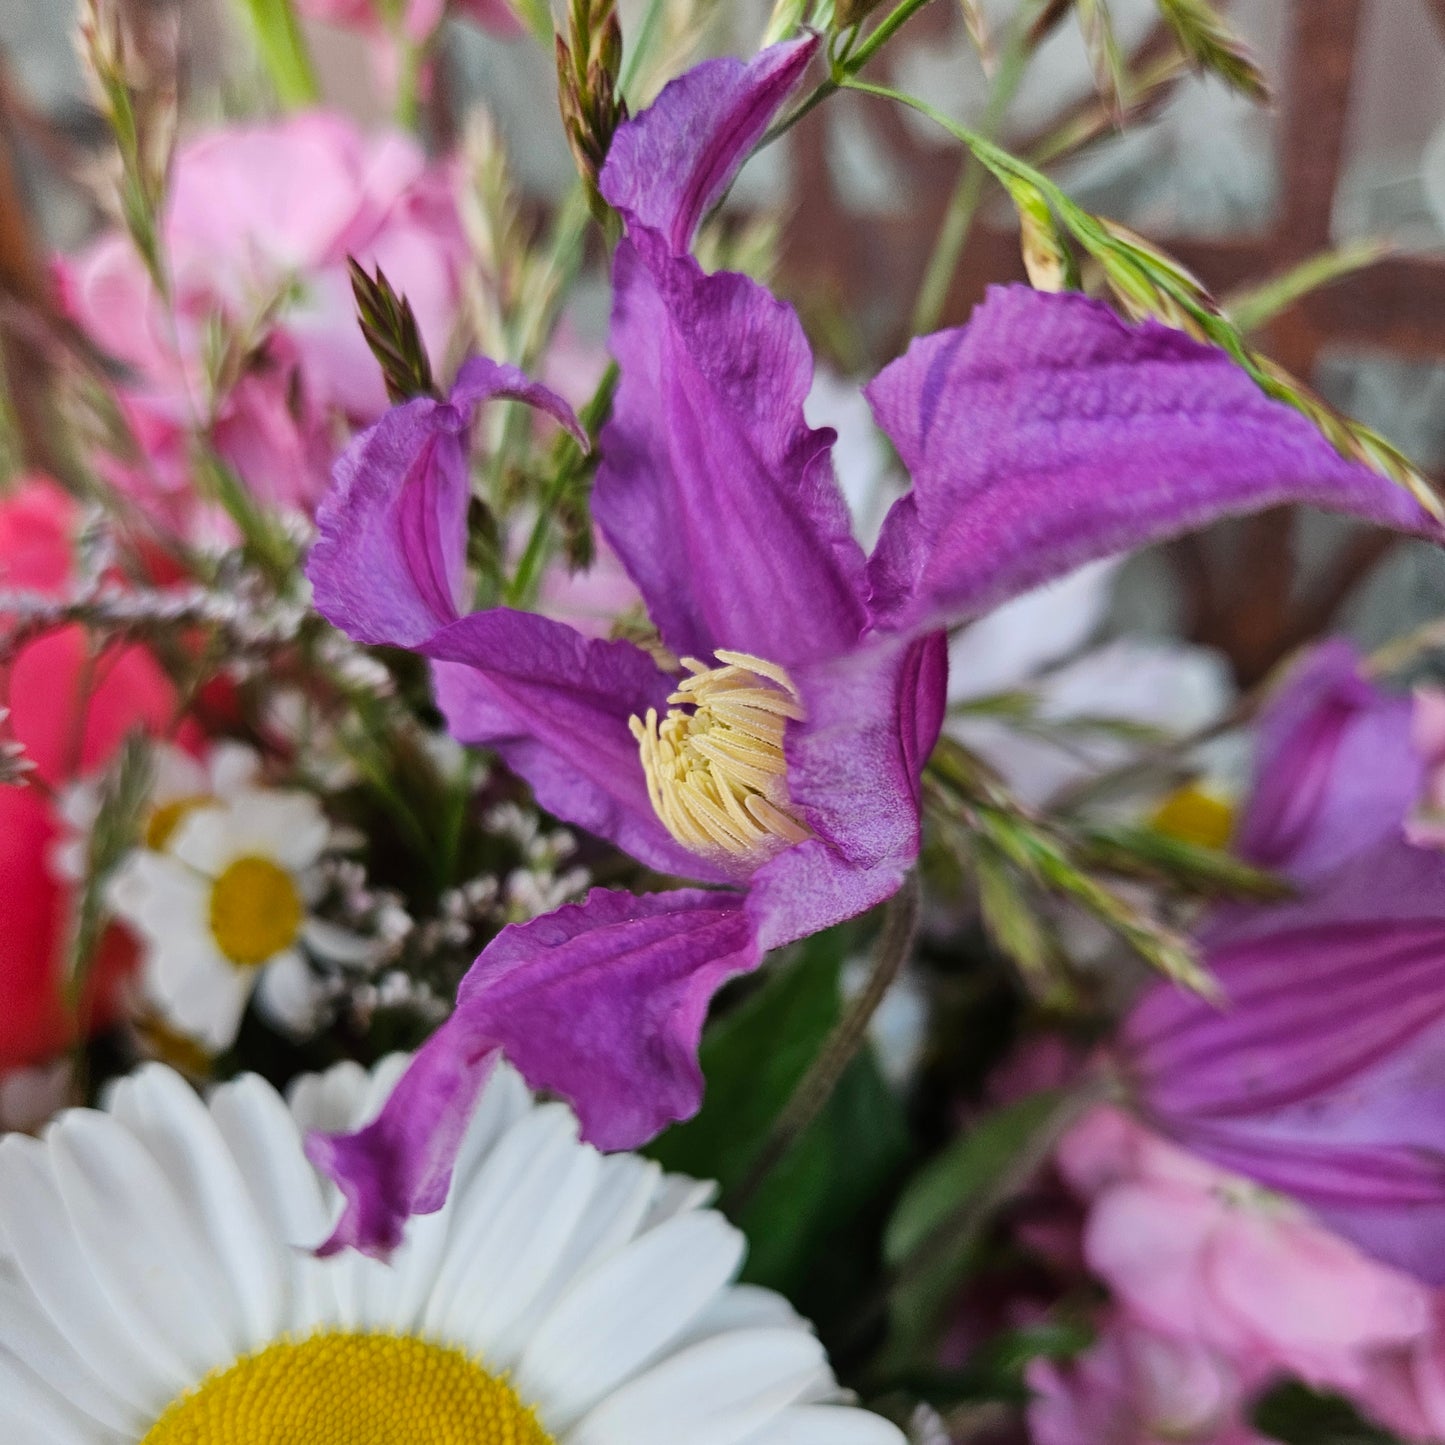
305,37 -> 1441,1256
1123,643 -> 1445,1283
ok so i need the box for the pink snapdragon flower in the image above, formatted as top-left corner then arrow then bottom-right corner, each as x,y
56,113 -> 469,527
1028,1309 -> 1274,1445
1058,1106 -> 1431,1397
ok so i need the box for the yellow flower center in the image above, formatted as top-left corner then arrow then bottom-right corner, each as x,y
1149,783 -> 1236,851
145,795 -> 213,851
208,855 -> 303,968
629,649 -> 812,864
140,1330 -> 555,1445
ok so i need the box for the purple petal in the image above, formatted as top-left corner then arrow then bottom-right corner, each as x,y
1234,641 -> 1422,882
307,359 -> 582,647
458,886 -> 758,1148
450,355 -> 588,447
307,886 -> 756,1257
748,630 -> 946,950
865,286 -> 1442,632
309,396 -> 469,646
1124,839 -> 1445,1281
595,235 -> 867,666
599,38 -> 818,252
428,608 -> 733,882
307,1024 -> 500,1259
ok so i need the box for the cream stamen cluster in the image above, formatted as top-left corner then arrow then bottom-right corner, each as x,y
630,649 -> 812,862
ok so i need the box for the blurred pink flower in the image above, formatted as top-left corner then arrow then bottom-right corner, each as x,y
1028,1309 -> 1273,1445
298,0 -> 522,43
1058,1107 -> 1431,1397
1407,687 -> 1445,849
56,113 -> 470,525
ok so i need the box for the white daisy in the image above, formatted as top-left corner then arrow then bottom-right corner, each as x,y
0,1057 -> 904,1445
107,788 -> 357,1050
53,740 -> 261,882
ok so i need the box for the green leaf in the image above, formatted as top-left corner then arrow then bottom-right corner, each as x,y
647,926 -> 909,1295
235,0 -> 320,108
1253,1383 -> 1404,1445
881,1090 -> 1074,1365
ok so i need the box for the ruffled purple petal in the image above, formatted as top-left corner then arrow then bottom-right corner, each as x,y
1234,640 -> 1422,882
307,886 -> 757,1258
1124,839 -> 1445,1281
458,886 -> 758,1146
865,286 -> 1442,632
595,235 -> 867,666
599,37 -> 818,251
309,396 -> 470,646
306,1021 -> 500,1259
748,630 -> 946,950
308,360 -> 582,647
428,607 -> 732,881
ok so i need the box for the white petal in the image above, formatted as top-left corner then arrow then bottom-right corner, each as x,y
167,806 -> 235,876
491,1153 -> 664,1366
302,917 -> 380,966
104,1066 -> 287,1347
737,1406 -> 906,1445
207,741 -> 261,797
222,790 -> 329,870
208,1074 -> 337,1332
644,1172 -> 718,1226
423,1104 -> 598,1351
254,950 -> 324,1037
568,1328 -> 829,1445
105,851 -> 207,937
0,1135 -> 180,1412
286,1060 -> 372,1136
0,1267 -> 139,1435
0,1348 -> 120,1445
150,743 -> 210,802
517,1211 -> 745,1430
146,942 -> 253,1052
48,1110 -> 239,1379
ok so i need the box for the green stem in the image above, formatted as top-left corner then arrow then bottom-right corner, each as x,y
909,14 -> 1033,335
620,0 -> 668,98
726,874 -> 921,1215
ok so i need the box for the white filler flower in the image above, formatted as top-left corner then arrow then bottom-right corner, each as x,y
107,788 -> 344,1049
0,1058 -> 903,1445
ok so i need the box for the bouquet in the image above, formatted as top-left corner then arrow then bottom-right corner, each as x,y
2,1 -> 1445,1440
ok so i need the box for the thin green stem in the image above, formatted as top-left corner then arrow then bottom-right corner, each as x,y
620,0 -> 668,97
726,874 -> 921,1216
910,15 -> 1033,335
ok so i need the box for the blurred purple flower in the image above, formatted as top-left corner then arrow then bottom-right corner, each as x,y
1125,643 -> 1445,1282
307,39 -> 1441,1256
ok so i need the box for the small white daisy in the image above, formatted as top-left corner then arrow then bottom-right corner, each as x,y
53,740 -> 261,882
107,787 -> 357,1050
0,1057 -> 905,1445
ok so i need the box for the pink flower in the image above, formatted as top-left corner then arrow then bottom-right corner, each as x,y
1059,1107 -> 1431,1397
1407,687 -> 1445,849
0,480 -> 181,1067
298,0 -> 522,43
56,114 -> 469,525
1028,1310 -> 1273,1445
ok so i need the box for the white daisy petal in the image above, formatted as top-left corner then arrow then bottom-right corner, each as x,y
0,1057 -> 894,1444
147,941 -> 253,1052
516,1210 -> 746,1428
569,1328 -> 830,1445
0,1135 -> 179,1411
167,806 -> 236,876
103,1066 -> 288,1344
0,1268 -> 139,1435
0,1348 -> 118,1445
48,1111 -> 239,1375
254,949 -> 324,1037
738,1405 -> 906,1444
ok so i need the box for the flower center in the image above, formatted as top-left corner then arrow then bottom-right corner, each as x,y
629,649 -> 812,863
145,794 -> 213,851
1148,783 -> 1235,851
207,855 -> 303,967
139,1330 -> 555,1444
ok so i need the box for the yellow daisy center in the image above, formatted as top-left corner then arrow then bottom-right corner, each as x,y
140,1330 -> 555,1445
629,649 -> 812,864
1149,782 -> 1236,851
208,855 -> 303,968
145,795 -> 214,852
